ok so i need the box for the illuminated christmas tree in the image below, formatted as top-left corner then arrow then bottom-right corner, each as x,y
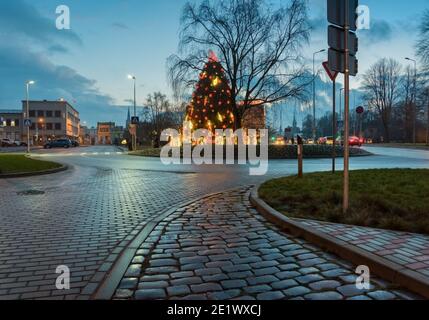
185,50 -> 234,131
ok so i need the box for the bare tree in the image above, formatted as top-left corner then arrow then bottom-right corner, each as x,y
144,92 -> 177,146
362,58 -> 402,143
168,0 -> 311,129
399,66 -> 416,142
417,10 -> 429,70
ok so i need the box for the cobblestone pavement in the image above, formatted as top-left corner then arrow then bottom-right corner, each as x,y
114,188 -> 419,300
301,220 -> 429,278
0,162 -> 259,300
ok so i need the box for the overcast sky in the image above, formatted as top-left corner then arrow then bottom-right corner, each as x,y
0,0 -> 427,127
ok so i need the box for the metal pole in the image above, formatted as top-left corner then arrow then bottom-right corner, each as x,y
26,84 -> 30,153
412,60 -> 417,144
133,78 -> 137,117
427,88 -> 429,146
343,0 -> 350,213
332,81 -> 336,173
313,53 -> 316,142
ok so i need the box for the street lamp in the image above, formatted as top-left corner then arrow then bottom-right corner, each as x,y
127,74 -> 137,151
127,75 -> 137,117
313,49 -> 326,141
405,57 -> 417,144
25,80 -> 35,153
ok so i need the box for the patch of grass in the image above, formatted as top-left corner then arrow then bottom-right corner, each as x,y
259,169 -> 429,235
0,155 -> 62,175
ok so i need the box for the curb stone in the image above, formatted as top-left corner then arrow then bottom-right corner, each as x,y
249,185 -> 429,299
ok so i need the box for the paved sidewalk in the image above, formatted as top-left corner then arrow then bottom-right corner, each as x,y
301,220 -> 429,279
114,188 -> 418,300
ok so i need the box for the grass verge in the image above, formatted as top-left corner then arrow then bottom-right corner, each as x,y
0,155 -> 62,175
259,169 -> 429,235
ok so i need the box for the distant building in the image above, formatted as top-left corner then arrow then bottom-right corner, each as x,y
111,126 -> 125,145
21,100 -> 80,145
97,122 -> 115,145
0,110 -> 22,141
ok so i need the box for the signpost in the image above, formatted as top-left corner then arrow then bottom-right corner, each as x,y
327,0 -> 359,213
24,119 -> 32,127
323,61 -> 339,174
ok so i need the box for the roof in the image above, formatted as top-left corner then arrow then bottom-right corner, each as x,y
0,109 -> 22,114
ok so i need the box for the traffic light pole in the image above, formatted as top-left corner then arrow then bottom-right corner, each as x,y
343,0 -> 350,213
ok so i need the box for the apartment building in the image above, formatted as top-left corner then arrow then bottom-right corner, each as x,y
0,110 -> 23,141
21,100 -> 80,144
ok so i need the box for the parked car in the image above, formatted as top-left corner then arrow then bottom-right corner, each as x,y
1,138 -> 14,147
44,139 -> 72,149
70,140 -> 80,147
14,141 -> 27,147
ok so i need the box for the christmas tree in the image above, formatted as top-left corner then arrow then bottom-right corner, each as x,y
185,50 -> 234,131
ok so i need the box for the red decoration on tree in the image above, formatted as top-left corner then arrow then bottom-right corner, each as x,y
186,51 -> 234,130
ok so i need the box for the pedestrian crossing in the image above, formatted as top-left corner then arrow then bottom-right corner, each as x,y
34,151 -> 126,158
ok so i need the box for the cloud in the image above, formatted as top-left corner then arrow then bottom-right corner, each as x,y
358,19 -> 393,44
0,0 -> 126,126
111,22 -> 130,30
0,0 -> 82,48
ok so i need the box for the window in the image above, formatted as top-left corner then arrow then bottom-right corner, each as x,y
55,123 -> 61,130
46,123 -> 53,130
37,123 -> 43,130
15,119 -> 19,127
46,111 -> 53,118
30,123 -> 36,130
29,110 -> 35,117
11,120 -> 15,127
37,110 -> 44,117
55,111 -> 62,118
6,119 -> 11,126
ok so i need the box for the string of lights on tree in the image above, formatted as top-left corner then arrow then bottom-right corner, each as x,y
185,50 -> 234,131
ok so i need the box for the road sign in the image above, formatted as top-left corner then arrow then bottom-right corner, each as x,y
328,0 -> 358,31
322,61 -> 339,81
356,106 -> 364,114
24,119 -> 32,127
129,124 -> 137,136
328,25 -> 358,55
131,116 -> 139,125
328,49 -> 358,76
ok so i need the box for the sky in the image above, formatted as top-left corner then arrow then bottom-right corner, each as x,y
0,0 -> 427,127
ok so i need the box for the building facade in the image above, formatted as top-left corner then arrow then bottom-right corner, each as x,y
97,122 -> 115,145
0,110 -> 23,142
21,100 -> 80,145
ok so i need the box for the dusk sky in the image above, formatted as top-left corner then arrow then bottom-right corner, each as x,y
0,0 -> 427,127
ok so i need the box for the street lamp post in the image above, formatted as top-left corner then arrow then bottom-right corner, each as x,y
25,80 -> 35,153
127,75 -> 137,151
313,49 -> 326,142
405,57 -> 417,144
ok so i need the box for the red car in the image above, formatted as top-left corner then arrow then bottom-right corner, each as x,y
349,136 -> 363,147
